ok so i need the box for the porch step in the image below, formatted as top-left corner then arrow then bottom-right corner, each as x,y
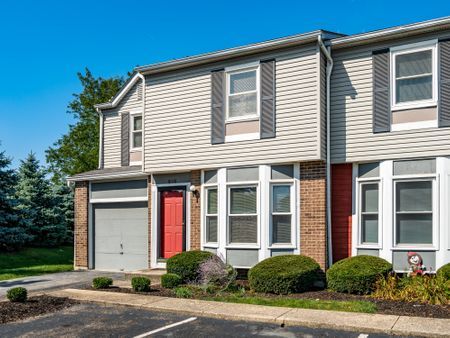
124,269 -> 166,284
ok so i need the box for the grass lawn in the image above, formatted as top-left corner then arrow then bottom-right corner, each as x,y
207,295 -> 377,313
0,246 -> 74,281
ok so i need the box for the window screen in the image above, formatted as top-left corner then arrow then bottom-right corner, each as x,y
360,183 -> 379,244
205,188 -> 218,243
227,70 -> 258,119
271,185 -> 292,244
395,181 -> 433,244
228,186 -> 257,244
395,50 -> 433,104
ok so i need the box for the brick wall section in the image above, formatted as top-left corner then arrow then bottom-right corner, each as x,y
300,161 -> 327,270
74,181 -> 89,269
147,176 -> 152,267
190,170 -> 201,250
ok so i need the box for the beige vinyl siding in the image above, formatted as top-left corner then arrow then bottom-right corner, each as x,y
144,45 -> 322,172
330,31 -> 450,163
102,82 -> 142,168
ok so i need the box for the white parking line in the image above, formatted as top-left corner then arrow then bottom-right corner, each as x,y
358,334 -> 369,338
133,317 -> 197,337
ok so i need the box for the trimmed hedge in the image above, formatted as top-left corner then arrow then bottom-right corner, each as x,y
131,277 -> 151,292
437,263 -> 450,280
92,277 -> 113,289
248,255 -> 322,294
166,250 -> 213,283
7,287 -> 27,302
161,273 -> 182,289
327,255 -> 392,294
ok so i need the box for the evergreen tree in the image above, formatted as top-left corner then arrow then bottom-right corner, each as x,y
15,153 -> 67,246
0,148 -> 31,251
52,182 -> 74,244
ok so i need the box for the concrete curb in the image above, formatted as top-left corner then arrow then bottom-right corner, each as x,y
48,288 -> 450,337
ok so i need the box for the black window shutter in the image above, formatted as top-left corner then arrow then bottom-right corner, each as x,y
121,112 -> 130,166
372,49 -> 391,133
439,39 -> 450,127
260,59 -> 276,138
211,70 -> 225,144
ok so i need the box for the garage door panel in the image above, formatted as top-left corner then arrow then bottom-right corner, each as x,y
94,202 -> 148,271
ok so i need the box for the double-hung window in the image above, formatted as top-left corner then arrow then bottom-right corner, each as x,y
228,186 -> 258,244
271,185 -> 292,245
394,180 -> 434,245
359,182 -> 380,245
205,188 -> 218,243
131,114 -> 143,150
226,66 -> 259,121
391,41 -> 437,110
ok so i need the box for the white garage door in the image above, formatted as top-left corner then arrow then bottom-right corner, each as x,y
94,202 -> 148,271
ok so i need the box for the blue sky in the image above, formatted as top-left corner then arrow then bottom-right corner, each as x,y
0,0 -> 449,167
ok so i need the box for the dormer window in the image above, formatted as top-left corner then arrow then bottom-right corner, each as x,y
226,64 -> 259,122
131,114 -> 142,150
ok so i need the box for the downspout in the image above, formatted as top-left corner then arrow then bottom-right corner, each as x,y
96,108 -> 104,169
137,72 -> 146,173
318,35 -> 334,268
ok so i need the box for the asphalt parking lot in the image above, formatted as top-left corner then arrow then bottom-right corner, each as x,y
0,302 -> 410,338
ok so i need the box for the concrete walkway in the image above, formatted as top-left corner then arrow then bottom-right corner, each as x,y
0,271 -> 124,298
49,288 -> 450,337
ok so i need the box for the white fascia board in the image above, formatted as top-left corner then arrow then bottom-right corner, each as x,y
94,73 -> 142,110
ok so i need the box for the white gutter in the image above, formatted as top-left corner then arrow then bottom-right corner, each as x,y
97,108 -> 104,169
137,72 -> 146,173
318,35 -> 334,268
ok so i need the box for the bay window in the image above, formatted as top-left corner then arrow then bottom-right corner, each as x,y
395,180 -> 434,245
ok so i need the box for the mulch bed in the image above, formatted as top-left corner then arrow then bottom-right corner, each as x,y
0,295 -> 78,324
88,285 -> 450,319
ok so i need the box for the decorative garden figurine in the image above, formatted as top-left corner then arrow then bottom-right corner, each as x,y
407,252 -> 427,276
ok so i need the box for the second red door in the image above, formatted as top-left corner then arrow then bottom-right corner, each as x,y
160,190 -> 184,259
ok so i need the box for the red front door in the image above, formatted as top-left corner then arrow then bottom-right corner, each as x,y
160,190 -> 184,259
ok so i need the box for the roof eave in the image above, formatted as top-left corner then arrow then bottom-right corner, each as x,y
135,30 -> 343,75
331,16 -> 450,49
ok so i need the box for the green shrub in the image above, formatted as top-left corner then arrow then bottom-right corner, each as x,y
437,263 -> 450,280
6,287 -> 27,302
166,250 -> 213,283
248,255 -> 322,295
131,277 -> 151,292
161,273 -> 182,289
327,255 -> 392,294
175,286 -> 193,298
373,273 -> 449,305
92,277 -> 113,289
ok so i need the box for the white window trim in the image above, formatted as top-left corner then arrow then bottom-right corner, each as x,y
226,183 -> 260,248
392,177 -> 438,250
390,39 -> 438,111
204,186 -> 218,246
356,179 -> 382,249
130,111 -> 143,151
225,63 -> 260,123
268,182 -> 296,248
